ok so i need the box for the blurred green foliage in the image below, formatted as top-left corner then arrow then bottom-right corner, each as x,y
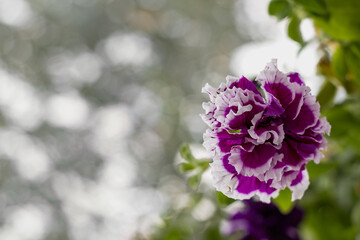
138,191 -> 228,240
179,144 -> 211,189
273,188 -> 294,214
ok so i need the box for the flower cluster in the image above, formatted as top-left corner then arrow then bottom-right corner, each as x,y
224,200 -> 303,240
201,60 -> 330,202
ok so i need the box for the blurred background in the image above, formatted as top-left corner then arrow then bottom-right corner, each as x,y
0,0 -> 326,239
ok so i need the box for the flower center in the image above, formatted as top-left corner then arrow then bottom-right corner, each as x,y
258,115 -> 282,128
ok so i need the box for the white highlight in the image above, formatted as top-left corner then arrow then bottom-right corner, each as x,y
104,32 -> 154,67
0,129 -> 51,181
94,105 -> 133,140
47,51 -> 102,86
46,92 -> 89,129
0,205 -> 50,240
0,0 -> 34,27
89,104 -> 133,157
192,198 -> 216,221
230,41 -> 323,95
300,19 -> 316,42
0,68 -> 43,130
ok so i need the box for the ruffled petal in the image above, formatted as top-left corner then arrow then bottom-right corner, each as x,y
216,129 -> 245,153
285,95 -> 320,134
284,88 -> 305,121
264,95 -> 285,116
256,60 -> 295,109
227,91 -> 266,129
288,72 -> 304,85
210,156 -> 239,195
248,113 -> 285,146
229,144 -> 276,176
233,175 -> 279,203
227,76 -> 261,96
279,139 -> 306,169
289,167 -> 310,201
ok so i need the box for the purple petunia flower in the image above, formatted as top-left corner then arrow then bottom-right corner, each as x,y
224,200 -> 303,240
201,59 -> 330,203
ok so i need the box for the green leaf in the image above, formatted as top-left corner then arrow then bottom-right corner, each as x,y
204,225 -> 226,240
325,102 -> 360,153
293,0 -> 329,18
268,0 -> 292,20
188,174 -> 202,190
307,161 -> 337,179
351,201 -> 360,227
317,55 -> 333,77
288,16 -> 304,45
350,43 -> 360,58
316,80 -> 337,109
332,45 -> 348,83
310,0 -> 360,41
297,41 -> 309,55
216,191 -> 235,206
273,188 -> 294,214
179,144 -> 196,163
197,160 -> 211,170
178,162 -> 196,173
301,196 -> 358,240
346,44 -> 360,85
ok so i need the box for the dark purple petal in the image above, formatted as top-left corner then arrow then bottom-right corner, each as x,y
229,76 -> 261,96
221,153 -> 237,174
264,81 -> 294,109
228,96 -> 266,129
285,97 -> 319,134
233,144 -> 276,169
225,200 -> 304,240
290,168 -> 304,187
235,175 -> 276,195
228,111 -> 248,130
216,129 -> 245,153
279,139 -> 305,167
264,95 -> 285,116
284,91 -> 304,121
288,72 -> 304,85
289,133 -> 324,161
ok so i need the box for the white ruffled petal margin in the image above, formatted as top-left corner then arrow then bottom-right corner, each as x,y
255,59 -> 288,86
289,169 -> 310,201
210,156 -> 279,204
203,129 -> 217,155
